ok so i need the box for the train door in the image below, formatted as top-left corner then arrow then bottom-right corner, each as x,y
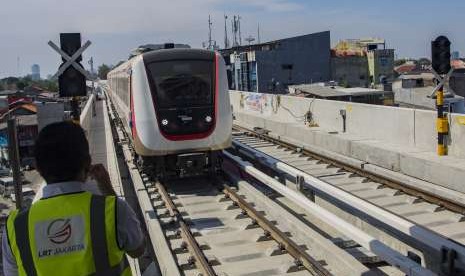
129,71 -> 136,138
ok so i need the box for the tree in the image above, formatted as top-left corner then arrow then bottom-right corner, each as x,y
98,64 -> 111,80
394,59 -> 407,67
417,58 -> 431,65
16,81 -> 27,90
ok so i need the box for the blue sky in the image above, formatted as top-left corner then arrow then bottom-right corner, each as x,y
0,0 -> 463,78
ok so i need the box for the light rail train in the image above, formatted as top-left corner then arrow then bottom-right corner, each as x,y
107,46 -> 232,178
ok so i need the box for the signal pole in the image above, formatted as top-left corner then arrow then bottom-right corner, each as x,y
8,119 -> 22,209
431,36 -> 452,156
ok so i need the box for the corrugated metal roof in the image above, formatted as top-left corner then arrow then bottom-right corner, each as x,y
0,115 -> 37,129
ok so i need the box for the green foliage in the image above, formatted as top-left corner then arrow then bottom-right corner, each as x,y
16,81 -> 27,90
0,77 -> 58,92
98,64 -> 112,80
341,79 -> 350,88
417,58 -> 431,65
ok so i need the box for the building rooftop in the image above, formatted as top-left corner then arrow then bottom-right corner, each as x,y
220,31 -> 330,54
0,115 -> 37,130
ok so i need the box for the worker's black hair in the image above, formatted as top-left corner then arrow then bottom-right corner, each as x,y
34,121 -> 91,183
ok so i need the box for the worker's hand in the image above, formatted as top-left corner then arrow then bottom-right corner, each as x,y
89,164 -> 116,196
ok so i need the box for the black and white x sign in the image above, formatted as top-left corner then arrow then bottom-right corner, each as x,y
48,40 -> 93,80
430,68 -> 455,97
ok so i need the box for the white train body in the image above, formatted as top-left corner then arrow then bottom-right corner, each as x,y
107,48 -> 231,176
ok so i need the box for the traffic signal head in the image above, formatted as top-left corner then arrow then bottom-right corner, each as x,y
59,66 -> 86,98
432,36 -> 451,75
60,33 -> 82,63
58,33 -> 86,97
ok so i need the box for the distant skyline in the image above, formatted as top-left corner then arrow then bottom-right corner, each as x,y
0,0 -> 463,78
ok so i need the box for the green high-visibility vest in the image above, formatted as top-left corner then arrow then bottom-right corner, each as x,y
6,192 -> 132,276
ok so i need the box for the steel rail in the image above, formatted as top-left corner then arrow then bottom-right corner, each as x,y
231,126 -> 465,267
222,184 -> 332,276
155,182 -> 216,276
232,124 -> 465,215
222,150 -> 435,276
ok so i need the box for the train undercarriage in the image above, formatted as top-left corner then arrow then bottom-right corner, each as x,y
136,150 -> 222,180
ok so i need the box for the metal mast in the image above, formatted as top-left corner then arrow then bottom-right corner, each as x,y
224,14 -> 229,49
208,15 -> 213,50
238,16 -> 242,46
257,23 -> 261,44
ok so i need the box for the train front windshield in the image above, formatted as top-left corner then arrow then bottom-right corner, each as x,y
146,58 -> 216,137
147,60 -> 214,109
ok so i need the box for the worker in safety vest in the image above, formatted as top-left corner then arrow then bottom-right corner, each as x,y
2,121 -> 145,275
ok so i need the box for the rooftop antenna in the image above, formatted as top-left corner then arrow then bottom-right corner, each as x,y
245,36 -> 255,46
232,16 -> 238,47
224,14 -> 229,49
208,15 -> 213,50
257,23 -> 261,44
238,15 -> 242,46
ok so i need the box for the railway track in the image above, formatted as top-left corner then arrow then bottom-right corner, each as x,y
103,90 -> 436,275
105,97 -> 340,275
231,124 -> 465,274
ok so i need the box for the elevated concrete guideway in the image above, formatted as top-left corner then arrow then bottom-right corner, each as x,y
28,87 -> 465,275
230,90 -> 465,197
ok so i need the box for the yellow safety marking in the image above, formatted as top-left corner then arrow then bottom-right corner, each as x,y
346,105 -> 353,112
436,91 -> 444,106
456,116 -> 465,126
437,144 -> 447,156
437,118 -> 449,133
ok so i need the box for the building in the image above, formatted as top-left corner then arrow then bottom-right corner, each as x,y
220,31 -> 331,93
393,74 -> 465,113
331,38 -> 395,88
289,82 -> 394,105
450,69 -> 465,97
31,64 -> 40,81
0,115 -> 38,167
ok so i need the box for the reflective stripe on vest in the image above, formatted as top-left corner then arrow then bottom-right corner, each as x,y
7,192 -> 131,276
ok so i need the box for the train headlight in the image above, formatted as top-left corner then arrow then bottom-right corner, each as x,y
162,119 -> 169,126
205,116 -> 212,123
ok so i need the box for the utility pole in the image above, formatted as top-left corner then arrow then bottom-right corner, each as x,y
8,119 -> 22,209
88,57 -> 95,94
16,57 -> 20,77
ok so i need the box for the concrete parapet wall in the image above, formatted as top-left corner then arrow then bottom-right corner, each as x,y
80,94 -> 96,138
230,90 -> 465,193
230,90 -> 465,158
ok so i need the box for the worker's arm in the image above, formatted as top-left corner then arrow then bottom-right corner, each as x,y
2,226 -> 18,276
116,199 -> 146,258
89,164 -> 116,196
90,164 -> 145,257
127,242 -> 145,258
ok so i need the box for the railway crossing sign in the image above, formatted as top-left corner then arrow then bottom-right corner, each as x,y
430,68 -> 454,97
49,33 -> 93,97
